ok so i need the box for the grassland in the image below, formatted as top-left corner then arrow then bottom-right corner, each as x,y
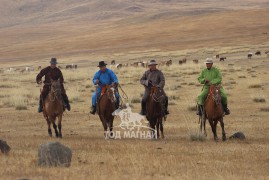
0,45 -> 269,179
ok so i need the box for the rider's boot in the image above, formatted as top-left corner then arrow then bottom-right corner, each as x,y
38,95 -> 43,113
196,104 -> 203,116
223,104 -> 230,115
164,96 -> 169,115
139,101 -> 146,115
90,106 -> 96,115
62,95 -> 71,111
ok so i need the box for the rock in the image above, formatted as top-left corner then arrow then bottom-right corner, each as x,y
0,139 -> 11,154
37,142 -> 72,167
229,131 -> 246,140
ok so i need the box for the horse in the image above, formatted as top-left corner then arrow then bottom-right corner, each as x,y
98,85 -> 117,138
43,80 -> 64,138
146,86 -> 165,139
200,84 -> 226,141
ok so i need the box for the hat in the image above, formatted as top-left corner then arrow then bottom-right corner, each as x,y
204,58 -> 213,64
97,61 -> 107,67
148,60 -> 158,66
50,58 -> 57,64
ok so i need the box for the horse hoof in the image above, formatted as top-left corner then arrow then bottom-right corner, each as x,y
222,136 -> 226,141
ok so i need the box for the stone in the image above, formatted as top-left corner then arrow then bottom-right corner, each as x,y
229,131 -> 246,140
37,142 -> 72,167
0,139 -> 11,154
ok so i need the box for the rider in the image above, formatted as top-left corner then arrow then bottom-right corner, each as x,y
90,61 -> 120,115
36,58 -> 71,113
140,59 -> 169,115
197,58 -> 230,116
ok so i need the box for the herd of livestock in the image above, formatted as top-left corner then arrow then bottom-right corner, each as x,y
1,50 -> 268,73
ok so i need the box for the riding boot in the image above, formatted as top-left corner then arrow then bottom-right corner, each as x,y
164,96 -> 169,115
62,95 -> 71,111
223,104 -> 230,115
196,104 -> 203,116
90,106 -> 96,115
140,101 -> 146,115
115,99 -> 120,109
38,95 -> 43,113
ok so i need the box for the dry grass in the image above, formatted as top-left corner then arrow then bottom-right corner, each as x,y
1,1 -> 269,179
1,51 -> 269,179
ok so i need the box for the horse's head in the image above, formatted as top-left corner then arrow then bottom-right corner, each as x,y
105,85 -> 116,103
209,85 -> 222,106
50,79 -> 62,100
151,86 -> 165,102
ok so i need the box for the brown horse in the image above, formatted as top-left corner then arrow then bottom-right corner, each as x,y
146,86 -> 165,139
200,85 -> 226,141
98,85 -> 116,138
43,80 -> 64,138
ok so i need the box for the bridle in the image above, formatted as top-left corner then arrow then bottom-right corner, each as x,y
49,83 -> 62,102
151,86 -> 164,102
209,84 -> 221,106
105,86 -> 116,103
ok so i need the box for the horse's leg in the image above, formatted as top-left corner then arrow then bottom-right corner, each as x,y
156,118 -> 160,139
58,114 -> 63,138
160,118 -> 164,139
220,118 -> 226,141
208,119 -> 218,141
150,120 -> 156,139
52,118 -> 59,138
203,115 -> 207,137
109,116 -> 114,138
100,115 -> 108,138
46,117 -> 52,137
213,120 -> 219,141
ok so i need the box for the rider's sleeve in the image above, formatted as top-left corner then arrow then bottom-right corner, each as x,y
157,71 -> 165,89
109,69 -> 118,83
93,71 -> 100,85
140,71 -> 148,86
36,66 -> 49,84
198,70 -> 205,84
58,69 -> 64,84
210,68 -> 222,85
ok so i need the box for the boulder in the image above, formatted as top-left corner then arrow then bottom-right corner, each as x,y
37,142 -> 72,167
229,131 -> 246,140
0,139 -> 11,154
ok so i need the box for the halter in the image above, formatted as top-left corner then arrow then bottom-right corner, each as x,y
208,84 -> 221,105
49,83 -> 62,102
151,86 -> 164,102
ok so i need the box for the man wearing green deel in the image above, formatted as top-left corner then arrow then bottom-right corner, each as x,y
197,58 -> 230,116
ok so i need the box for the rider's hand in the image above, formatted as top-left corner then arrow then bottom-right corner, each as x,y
95,79 -> 99,84
111,82 -> 115,87
205,80 -> 209,84
148,80 -> 152,85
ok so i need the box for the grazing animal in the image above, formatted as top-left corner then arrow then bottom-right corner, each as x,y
200,85 -> 226,141
182,58 -> 187,63
111,60 -> 116,65
146,86 -> 165,139
43,80 -> 64,138
98,85 -> 116,138
178,60 -> 183,65
265,51 -> 269,54
219,57 -> 226,61
25,66 -> 34,72
255,51 -> 261,56
193,59 -> 198,64
66,65 -> 72,69
123,63 -> 128,67
247,53 -> 253,59
115,64 -> 122,70
216,54 -> 220,58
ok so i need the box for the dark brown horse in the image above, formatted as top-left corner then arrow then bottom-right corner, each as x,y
200,85 -> 226,141
98,85 -> 116,138
43,80 -> 64,138
146,86 -> 165,139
